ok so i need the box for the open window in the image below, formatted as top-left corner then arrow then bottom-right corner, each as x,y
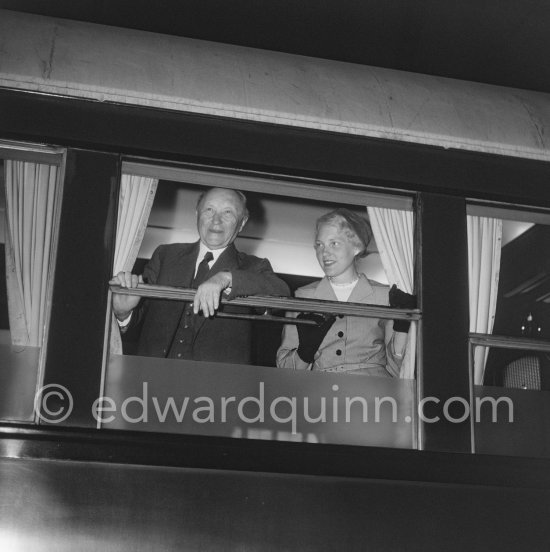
101,161 -> 420,449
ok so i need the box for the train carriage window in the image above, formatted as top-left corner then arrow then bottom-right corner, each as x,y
0,146 -> 64,423
467,203 -> 550,457
103,163 -> 419,449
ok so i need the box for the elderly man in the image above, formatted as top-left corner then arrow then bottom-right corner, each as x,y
111,187 -> 289,363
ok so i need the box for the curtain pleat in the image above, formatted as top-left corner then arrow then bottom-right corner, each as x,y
110,175 -> 158,355
4,161 -> 59,347
366,207 -> 416,379
467,216 -> 502,384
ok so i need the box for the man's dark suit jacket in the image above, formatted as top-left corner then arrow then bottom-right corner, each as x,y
133,241 -> 290,364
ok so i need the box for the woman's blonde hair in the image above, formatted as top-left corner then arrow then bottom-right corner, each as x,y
315,208 -> 372,258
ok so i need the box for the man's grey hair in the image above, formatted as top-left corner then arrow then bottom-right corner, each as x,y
196,187 -> 249,220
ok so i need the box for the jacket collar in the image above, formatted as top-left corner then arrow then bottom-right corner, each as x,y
207,242 -> 239,277
314,273 -> 375,302
348,274 -> 376,303
169,242 -> 201,287
170,241 -> 240,287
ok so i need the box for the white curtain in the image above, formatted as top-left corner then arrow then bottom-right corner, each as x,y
4,161 -> 59,347
467,215 -> 502,385
367,207 -> 416,379
110,174 -> 158,354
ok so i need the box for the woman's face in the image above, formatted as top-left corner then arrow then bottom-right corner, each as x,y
314,223 -> 360,281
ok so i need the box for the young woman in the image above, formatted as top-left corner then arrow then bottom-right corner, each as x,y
276,208 -> 413,376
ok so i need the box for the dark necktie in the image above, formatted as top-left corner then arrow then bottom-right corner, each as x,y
192,251 -> 214,287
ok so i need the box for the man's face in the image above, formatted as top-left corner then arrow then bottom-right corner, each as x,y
197,189 -> 247,249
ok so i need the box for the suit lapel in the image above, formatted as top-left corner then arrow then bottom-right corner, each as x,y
313,277 -> 338,300
209,243 -> 239,277
312,274 -> 376,304
348,274 -> 376,304
168,241 -> 200,288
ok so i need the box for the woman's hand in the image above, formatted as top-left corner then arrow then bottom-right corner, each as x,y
296,313 -> 336,362
389,284 -> 416,333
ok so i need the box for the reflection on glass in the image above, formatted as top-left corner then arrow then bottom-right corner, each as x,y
472,344 -> 550,459
482,345 -> 550,390
104,353 -> 417,449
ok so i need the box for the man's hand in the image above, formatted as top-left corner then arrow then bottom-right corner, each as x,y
193,272 -> 232,317
109,271 -> 143,320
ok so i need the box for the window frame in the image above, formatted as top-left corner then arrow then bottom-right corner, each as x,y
466,201 -> 550,453
102,158 -> 421,448
0,141 -> 66,424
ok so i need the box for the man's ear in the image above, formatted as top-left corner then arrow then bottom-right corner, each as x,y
239,216 -> 249,232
